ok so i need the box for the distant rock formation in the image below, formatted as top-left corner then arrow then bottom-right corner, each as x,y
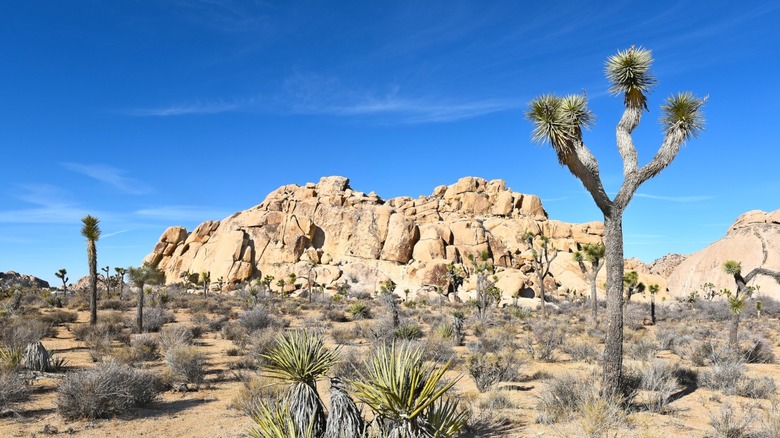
667,210 -> 780,298
0,271 -> 50,289
143,176 -> 605,302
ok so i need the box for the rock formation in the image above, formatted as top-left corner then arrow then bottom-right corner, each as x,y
667,210 -> 780,299
0,271 -> 50,289
144,176 -> 606,303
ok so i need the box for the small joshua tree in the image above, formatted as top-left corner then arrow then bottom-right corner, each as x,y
722,260 -> 780,349
623,271 -> 645,305
127,263 -> 165,333
199,271 -> 211,298
648,283 -> 660,324
523,230 -> 558,319
573,242 -> 605,324
114,267 -> 126,299
55,268 -> 69,295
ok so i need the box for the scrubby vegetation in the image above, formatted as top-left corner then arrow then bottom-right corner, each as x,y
2,271 -> 780,437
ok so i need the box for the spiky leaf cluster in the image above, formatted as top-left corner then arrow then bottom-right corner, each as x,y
261,330 -> 339,386
722,260 -> 742,277
248,401 -> 315,438
661,92 -> 706,141
605,46 -> 656,109
526,93 -> 593,165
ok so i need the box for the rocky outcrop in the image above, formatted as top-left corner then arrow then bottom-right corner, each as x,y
0,271 -> 50,289
647,253 -> 687,278
667,210 -> 780,298
143,176 -> 606,301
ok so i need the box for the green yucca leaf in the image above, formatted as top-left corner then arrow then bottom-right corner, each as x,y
661,92 -> 707,141
526,93 -> 592,165
424,397 -> 469,438
248,400 -> 315,438
261,330 -> 339,386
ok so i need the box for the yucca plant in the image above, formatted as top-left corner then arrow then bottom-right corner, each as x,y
249,400 -> 316,438
352,342 -> 466,437
260,330 -> 339,437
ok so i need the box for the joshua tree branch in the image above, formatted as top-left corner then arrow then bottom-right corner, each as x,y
615,106 -> 642,176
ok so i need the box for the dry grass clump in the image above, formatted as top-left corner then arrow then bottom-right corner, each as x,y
467,352 -> 521,393
522,320 -> 565,362
0,371 -> 30,412
57,360 -> 161,420
165,345 -> 207,388
142,307 -> 174,332
708,403 -> 755,438
158,324 -> 194,351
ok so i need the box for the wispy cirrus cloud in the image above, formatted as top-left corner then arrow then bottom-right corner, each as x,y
635,193 -> 714,203
122,100 -> 243,117
0,184 -> 90,224
134,205 -> 229,222
62,163 -> 153,195
123,72 -> 519,124
102,229 -> 133,239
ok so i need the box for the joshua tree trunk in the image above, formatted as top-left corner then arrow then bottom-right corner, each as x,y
650,294 -> 656,325
89,241 -> 98,325
136,281 -> 145,333
729,313 -> 739,349
589,272 -> 599,323
602,213 -> 625,395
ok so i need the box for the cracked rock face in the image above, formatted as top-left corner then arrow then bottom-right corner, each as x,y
143,176 -> 605,300
666,210 -> 780,298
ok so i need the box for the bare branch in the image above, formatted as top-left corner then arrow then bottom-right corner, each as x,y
615,106 -> 642,176
744,268 -> 780,285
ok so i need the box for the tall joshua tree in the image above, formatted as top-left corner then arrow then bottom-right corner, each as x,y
574,243 -> 605,324
722,260 -> 780,349
81,215 -> 101,325
526,46 -> 706,396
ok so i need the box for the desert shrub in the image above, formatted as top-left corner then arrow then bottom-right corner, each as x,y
331,326 -> 359,345
536,373 -> 590,424
1,317 -> 51,349
229,375 -> 285,416
736,376 -> 776,399
57,360 -> 161,419
99,299 -> 130,311
40,309 -> 78,325
523,321 -> 565,362
347,301 -> 372,320
625,337 -> 659,361
478,391 -> 516,410
322,308 -> 349,322
701,354 -> 745,395
246,328 -> 278,367
80,325 -> 115,362
709,403 -> 754,438
741,337 -> 775,364
128,334 -> 160,362
420,337 -> 456,364
508,306 -> 532,320
633,360 -> 679,413
563,339 -> 600,363
623,302 -> 647,330
759,397 -> 780,438
222,322 -> 249,346
394,322 -> 423,341
238,306 -> 277,331
575,392 -> 629,438
433,322 -> 454,340
165,345 -> 206,388
142,307 -> 173,332
329,347 -> 366,382
468,327 -> 517,354
158,324 -> 194,351
192,312 -> 228,333
0,371 -> 30,411
467,352 -> 520,393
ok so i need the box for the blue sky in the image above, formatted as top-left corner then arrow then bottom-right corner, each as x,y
2,1 -> 779,286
